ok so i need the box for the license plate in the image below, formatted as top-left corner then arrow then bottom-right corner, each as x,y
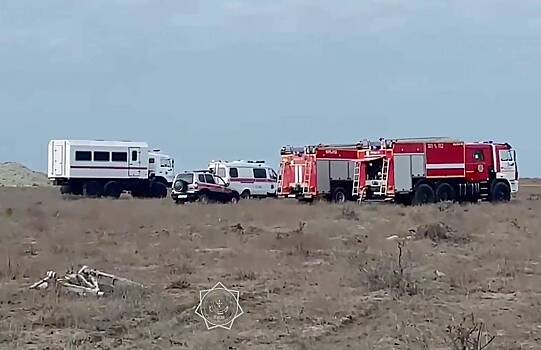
177,194 -> 188,198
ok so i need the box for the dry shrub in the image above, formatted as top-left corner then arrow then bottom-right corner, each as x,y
339,206 -> 359,221
445,313 -> 496,350
235,270 -> 256,281
415,222 -> 471,244
360,241 -> 419,298
166,278 -> 191,290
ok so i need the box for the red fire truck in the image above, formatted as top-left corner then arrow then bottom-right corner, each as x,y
278,137 -> 519,205
355,137 -> 519,204
277,142 -> 369,202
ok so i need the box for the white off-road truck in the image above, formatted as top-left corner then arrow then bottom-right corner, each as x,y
48,139 -> 175,198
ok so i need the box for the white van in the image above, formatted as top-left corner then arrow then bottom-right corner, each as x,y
208,160 -> 278,198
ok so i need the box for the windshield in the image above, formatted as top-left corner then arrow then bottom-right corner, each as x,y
176,173 -> 193,183
161,158 -> 172,168
500,150 -> 513,162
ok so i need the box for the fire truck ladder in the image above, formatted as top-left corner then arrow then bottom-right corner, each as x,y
352,161 -> 361,198
277,165 -> 284,195
303,158 -> 312,194
376,157 -> 390,197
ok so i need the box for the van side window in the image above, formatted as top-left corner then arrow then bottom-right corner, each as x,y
269,169 -> 278,180
253,168 -> 267,179
94,151 -> 110,162
217,167 -> 226,177
198,174 -> 205,182
112,152 -> 127,162
75,151 -> 91,161
131,150 -> 138,161
229,168 -> 238,178
473,151 -> 484,161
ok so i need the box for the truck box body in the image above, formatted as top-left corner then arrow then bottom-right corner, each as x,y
48,140 -> 149,181
278,144 -> 360,201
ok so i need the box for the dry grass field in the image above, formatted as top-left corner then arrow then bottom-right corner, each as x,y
1,184 -> 541,349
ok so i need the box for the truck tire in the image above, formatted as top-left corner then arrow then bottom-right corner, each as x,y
60,184 -> 72,195
83,181 -> 101,198
435,183 -> 456,202
490,182 -> 511,202
413,183 -> 435,205
241,190 -> 251,199
331,187 -> 347,204
150,181 -> 167,198
104,181 -> 122,199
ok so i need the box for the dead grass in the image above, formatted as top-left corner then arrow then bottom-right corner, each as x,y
0,187 -> 540,349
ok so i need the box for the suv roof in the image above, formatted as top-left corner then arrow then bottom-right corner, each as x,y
180,170 -> 212,174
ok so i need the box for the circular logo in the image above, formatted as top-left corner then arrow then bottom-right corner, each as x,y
477,164 -> 484,172
200,288 -> 238,327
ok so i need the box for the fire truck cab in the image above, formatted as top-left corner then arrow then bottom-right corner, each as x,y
352,137 -> 519,205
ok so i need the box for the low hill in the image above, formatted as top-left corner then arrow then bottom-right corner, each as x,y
0,162 -> 51,187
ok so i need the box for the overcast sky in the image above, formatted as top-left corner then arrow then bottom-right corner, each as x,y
1,0 -> 540,176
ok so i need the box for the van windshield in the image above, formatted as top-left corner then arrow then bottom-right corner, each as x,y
177,173 -> 193,183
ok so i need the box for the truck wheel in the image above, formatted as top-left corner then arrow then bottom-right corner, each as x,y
241,190 -> 251,199
490,182 -> 511,202
83,181 -> 101,198
413,183 -> 435,205
150,181 -> 167,198
331,187 -> 347,204
104,181 -> 122,199
435,183 -> 456,202
60,184 -> 72,195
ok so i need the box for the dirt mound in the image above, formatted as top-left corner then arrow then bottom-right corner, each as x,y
0,162 -> 51,187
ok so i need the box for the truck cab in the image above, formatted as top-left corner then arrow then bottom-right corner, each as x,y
148,151 -> 175,186
465,142 -> 519,200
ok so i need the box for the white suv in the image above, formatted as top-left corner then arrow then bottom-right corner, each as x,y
208,160 -> 278,199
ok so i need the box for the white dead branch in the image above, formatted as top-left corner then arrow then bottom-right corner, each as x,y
29,265 -> 143,296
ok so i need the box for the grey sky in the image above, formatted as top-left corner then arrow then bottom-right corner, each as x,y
1,0 -> 540,176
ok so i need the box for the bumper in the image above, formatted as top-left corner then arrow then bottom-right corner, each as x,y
510,179 -> 519,196
171,192 -> 197,201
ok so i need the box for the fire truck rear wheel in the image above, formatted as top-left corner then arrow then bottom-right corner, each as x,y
413,183 -> 435,205
491,182 -> 511,202
331,187 -> 347,204
103,181 -> 122,199
435,183 -> 456,202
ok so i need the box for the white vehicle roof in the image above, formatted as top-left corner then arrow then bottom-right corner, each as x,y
51,139 -> 149,148
209,160 -> 270,167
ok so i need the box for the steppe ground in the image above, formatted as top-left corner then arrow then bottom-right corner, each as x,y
1,183 -> 541,350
